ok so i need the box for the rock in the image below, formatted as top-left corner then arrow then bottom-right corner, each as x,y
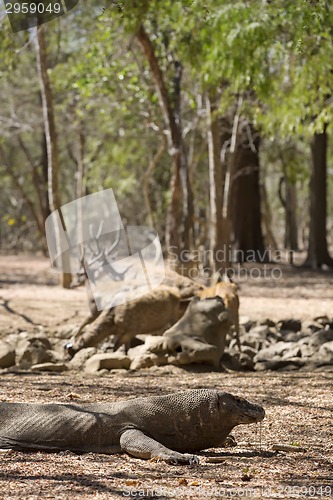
281,357 -> 305,370
260,319 -> 276,327
281,345 -> 302,360
128,338 -> 171,370
127,343 -> 148,360
16,335 -> 55,367
240,334 -> 270,352
220,350 -> 255,371
69,348 -> 98,370
314,316 -> 333,329
144,336 -> 167,354
302,320 -> 324,334
296,336 -> 311,346
239,317 -> 257,332
282,331 -> 306,342
0,342 -> 15,368
241,346 -> 259,359
308,329 -> 333,347
54,325 -> 78,340
249,325 -> 270,336
31,363 -> 68,372
84,353 -> 131,373
130,353 -> 167,370
97,369 -> 109,376
220,351 -> 242,371
314,365 -> 333,372
278,319 -> 302,333
316,341 -> 333,364
227,338 -> 239,351
266,330 -> 283,343
238,352 -> 255,370
253,341 -> 295,363
147,365 -> 185,375
254,357 -> 305,371
298,344 -> 317,359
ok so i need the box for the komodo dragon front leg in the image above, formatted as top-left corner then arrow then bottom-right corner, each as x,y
119,429 -> 199,465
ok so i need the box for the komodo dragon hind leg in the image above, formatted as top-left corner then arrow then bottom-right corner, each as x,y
119,429 -> 199,465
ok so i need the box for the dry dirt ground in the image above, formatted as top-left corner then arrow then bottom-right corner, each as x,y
0,255 -> 333,499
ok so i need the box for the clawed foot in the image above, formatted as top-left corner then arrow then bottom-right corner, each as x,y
166,453 -> 199,465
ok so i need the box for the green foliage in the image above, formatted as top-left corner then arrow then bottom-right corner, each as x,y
1,0 -> 333,251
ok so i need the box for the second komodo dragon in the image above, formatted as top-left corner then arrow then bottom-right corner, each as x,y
0,389 -> 265,464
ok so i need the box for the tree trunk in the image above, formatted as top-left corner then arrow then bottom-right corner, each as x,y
35,25 -> 72,287
143,138 -> 166,228
230,124 -> 265,262
206,94 -> 229,276
284,181 -> 298,251
260,181 -> 278,251
40,132 -> 51,222
304,128 -> 333,268
172,60 -> 194,252
135,25 -> 192,258
278,152 -> 299,252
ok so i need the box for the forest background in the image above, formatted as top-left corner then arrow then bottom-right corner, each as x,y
0,0 -> 333,281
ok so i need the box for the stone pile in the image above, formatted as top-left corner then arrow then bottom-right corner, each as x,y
0,315 -> 333,374
222,315 -> 333,372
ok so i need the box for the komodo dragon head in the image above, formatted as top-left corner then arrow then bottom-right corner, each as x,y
215,391 -> 265,425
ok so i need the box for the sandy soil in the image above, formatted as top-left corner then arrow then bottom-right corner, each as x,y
0,370 -> 332,499
0,255 -> 332,499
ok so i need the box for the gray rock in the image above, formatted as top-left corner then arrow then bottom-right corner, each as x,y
317,341 -> 333,364
296,336 -> 311,346
97,369 -> 110,376
260,319 -> 276,327
127,344 -> 149,360
253,341 -> 295,363
314,365 -> 333,372
241,346 -> 258,359
240,334 -> 270,352
276,358 -> 306,371
278,319 -> 302,333
16,335 -> 54,367
249,325 -> 270,336
314,316 -> 333,329
255,357 -> 305,371
69,347 -> 98,370
298,344 -> 317,359
130,353 -> 167,370
266,330 -> 283,343
0,342 -> 15,368
282,331 -> 307,342
144,336 -> 168,354
228,338 -> 240,351
220,350 -> 255,371
281,345 -> 302,360
308,329 -> 333,347
31,363 -> 68,372
239,317 -> 256,332
84,353 -> 131,373
302,320 -> 324,334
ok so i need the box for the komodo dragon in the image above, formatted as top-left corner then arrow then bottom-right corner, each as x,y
0,389 -> 265,464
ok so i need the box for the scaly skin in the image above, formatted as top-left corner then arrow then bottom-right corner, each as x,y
0,389 -> 265,464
